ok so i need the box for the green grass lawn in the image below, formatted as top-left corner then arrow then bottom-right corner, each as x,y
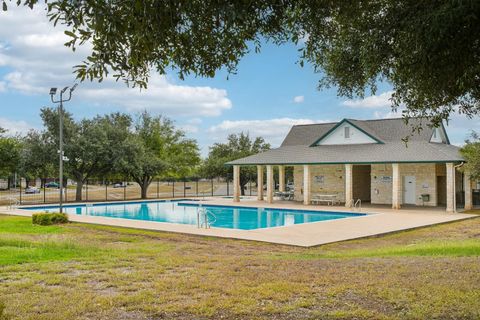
1,215 -> 479,320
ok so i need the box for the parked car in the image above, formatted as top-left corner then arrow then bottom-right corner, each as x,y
45,182 -> 60,188
113,182 -> 126,188
25,186 -> 40,194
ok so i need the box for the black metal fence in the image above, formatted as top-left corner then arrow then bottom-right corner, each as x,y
0,177 -> 259,206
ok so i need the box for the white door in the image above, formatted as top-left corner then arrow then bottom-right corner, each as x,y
404,176 -> 416,204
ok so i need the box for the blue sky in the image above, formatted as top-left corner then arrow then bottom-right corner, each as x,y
1,6 -> 478,155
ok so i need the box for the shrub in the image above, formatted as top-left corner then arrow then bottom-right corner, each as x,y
32,212 -> 69,226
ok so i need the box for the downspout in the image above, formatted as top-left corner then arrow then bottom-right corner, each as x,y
453,162 -> 464,213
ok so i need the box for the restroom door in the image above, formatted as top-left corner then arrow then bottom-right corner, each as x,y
404,176 -> 416,204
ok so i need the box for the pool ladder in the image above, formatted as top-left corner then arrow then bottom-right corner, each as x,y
346,199 -> 362,212
197,207 -> 217,229
7,197 -> 19,210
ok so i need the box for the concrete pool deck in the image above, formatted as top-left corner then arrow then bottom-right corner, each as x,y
1,197 -> 477,247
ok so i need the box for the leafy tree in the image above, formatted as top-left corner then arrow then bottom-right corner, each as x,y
296,1 -> 480,128
5,1 -> 480,125
119,112 -> 200,199
41,108 -> 132,201
201,133 -> 270,195
461,131 -> 480,181
19,130 -> 56,182
0,128 -> 21,182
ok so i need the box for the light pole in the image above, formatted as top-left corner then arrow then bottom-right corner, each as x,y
50,84 -> 77,213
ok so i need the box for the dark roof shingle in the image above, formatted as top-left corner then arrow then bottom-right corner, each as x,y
228,118 -> 463,165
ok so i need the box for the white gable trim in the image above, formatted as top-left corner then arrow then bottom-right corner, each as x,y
430,127 -> 447,144
316,122 -> 378,145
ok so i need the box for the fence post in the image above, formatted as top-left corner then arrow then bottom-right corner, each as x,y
19,178 -> 22,205
172,181 -> 175,198
157,179 -> 159,198
196,180 -> 198,197
211,179 -> 214,197
43,178 -> 46,203
226,179 -> 229,196
86,179 -> 89,202
124,177 -> 127,201
249,179 -> 252,196
105,179 -> 108,201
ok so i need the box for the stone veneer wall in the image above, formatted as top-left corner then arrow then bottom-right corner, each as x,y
293,165 -> 345,202
371,164 -> 393,204
293,166 -> 303,201
371,163 -> 438,206
294,163 -> 442,207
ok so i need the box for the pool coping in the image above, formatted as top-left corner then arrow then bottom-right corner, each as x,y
1,198 -> 477,247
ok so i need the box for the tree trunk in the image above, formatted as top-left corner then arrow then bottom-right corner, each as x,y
140,176 -> 152,199
75,180 -> 84,201
140,184 -> 148,199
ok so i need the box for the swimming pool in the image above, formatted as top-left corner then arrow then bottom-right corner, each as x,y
22,200 -> 364,230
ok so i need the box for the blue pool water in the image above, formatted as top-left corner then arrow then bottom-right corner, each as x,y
22,200 -> 364,230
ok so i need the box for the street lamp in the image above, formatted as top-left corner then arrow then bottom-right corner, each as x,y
50,84 -> 77,213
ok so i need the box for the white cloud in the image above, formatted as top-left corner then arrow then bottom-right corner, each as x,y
373,109 -> 403,119
0,117 -> 35,135
293,95 -> 304,103
79,75 -> 231,116
187,118 -> 202,125
343,91 -> 394,109
208,118 -> 330,146
0,5 -> 232,117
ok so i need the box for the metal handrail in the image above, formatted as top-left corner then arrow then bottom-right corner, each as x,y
354,199 -> 362,212
7,197 -> 19,210
345,199 -> 354,208
205,209 -> 216,227
346,199 -> 362,211
197,207 -> 217,229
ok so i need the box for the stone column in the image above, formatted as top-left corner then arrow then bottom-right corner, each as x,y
257,165 -> 264,201
446,162 -> 454,212
278,165 -> 285,192
345,164 -> 353,207
266,165 -> 274,204
233,165 -> 240,202
464,172 -> 473,211
392,163 -> 401,209
303,165 -> 311,205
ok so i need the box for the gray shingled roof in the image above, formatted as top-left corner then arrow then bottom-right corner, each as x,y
228,118 -> 463,165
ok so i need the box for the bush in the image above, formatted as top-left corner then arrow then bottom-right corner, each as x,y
32,212 -> 69,226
